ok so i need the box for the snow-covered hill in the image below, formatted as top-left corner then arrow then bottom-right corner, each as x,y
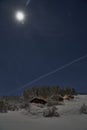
0,95 -> 87,130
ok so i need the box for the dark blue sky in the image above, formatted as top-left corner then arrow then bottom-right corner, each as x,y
0,0 -> 87,95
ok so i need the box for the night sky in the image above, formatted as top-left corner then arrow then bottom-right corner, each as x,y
0,0 -> 87,95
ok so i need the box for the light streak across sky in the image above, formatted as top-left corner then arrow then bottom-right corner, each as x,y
7,54 -> 87,95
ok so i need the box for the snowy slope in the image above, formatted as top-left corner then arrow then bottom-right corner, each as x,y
0,95 -> 87,130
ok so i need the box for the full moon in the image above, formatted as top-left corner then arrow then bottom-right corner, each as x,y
15,11 -> 25,22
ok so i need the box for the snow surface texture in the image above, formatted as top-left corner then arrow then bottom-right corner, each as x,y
0,95 -> 87,130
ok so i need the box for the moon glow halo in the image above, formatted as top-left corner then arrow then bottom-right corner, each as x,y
15,11 -> 25,22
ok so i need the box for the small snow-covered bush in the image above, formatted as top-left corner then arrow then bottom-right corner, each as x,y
0,100 -> 8,113
80,103 -> 87,114
43,106 -> 60,117
8,104 -> 19,111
